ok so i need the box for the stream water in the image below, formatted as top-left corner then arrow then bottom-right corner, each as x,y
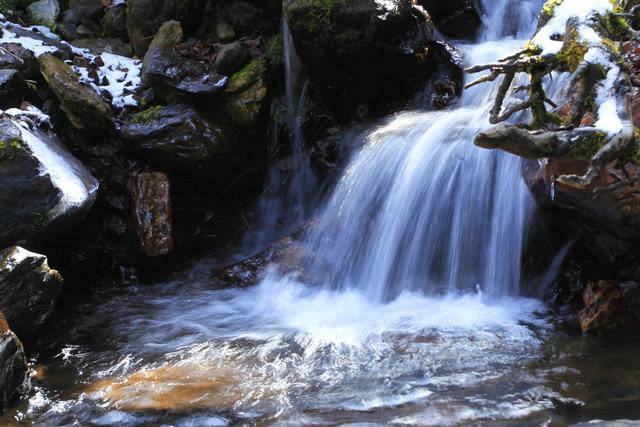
6,0 -> 640,426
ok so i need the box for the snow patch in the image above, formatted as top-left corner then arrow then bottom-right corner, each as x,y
532,0 -> 613,55
0,24 -> 58,56
593,64 -> 624,135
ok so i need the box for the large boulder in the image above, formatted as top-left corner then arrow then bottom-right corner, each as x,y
126,0 -> 207,56
0,114 -> 99,247
26,0 -> 60,28
416,0 -> 481,39
120,104 -> 234,175
0,246 -> 63,337
283,0 -> 462,119
39,54 -> 114,133
141,21 -> 229,100
0,312 -> 29,413
130,171 -> 174,257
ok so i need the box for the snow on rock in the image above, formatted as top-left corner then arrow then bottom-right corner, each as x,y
0,18 -> 141,108
3,107 -> 99,214
533,0 -> 613,55
71,51 -> 142,108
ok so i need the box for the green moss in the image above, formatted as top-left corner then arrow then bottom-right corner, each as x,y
565,131 -> 608,160
557,27 -> 589,72
539,0 -> 564,26
0,137 -> 22,163
284,0 -> 343,34
265,34 -> 284,65
130,105 -> 164,125
227,59 -> 267,93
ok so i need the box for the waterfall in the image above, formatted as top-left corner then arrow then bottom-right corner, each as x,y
243,20 -> 317,249
287,0 -> 546,301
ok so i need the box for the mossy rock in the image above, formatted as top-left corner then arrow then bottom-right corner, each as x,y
224,59 -> 268,127
39,54 -> 114,133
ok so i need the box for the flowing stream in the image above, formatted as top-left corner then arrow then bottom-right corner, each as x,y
8,1 -> 640,426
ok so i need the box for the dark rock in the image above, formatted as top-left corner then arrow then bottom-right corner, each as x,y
0,246 -> 63,337
39,54 -> 114,133
141,21 -> 228,99
578,280 -> 635,334
283,0 -> 462,120
130,171 -> 174,257
121,104 -> 233,174
68,0 -> 103,21
0,69 -> 24,109
416,0 -> 481,39
126,0 -> 207,56
101,4 -> 127,39
213,41 -> 251,76
0,312 -> 29,414
73,37 -> 131,56
0,115 -> 99,248
0,44 -> 39,80
524,159 -> 640,275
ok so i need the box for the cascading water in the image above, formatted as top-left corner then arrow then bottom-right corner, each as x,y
299,1 -> 542,301
13,1 -> 606,426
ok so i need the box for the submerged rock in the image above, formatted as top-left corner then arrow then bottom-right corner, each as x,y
39,54 -> 114,133
121,104 -> 233,174
0,115 -> 99,247
130,171 -> 173,257
0,246 -> 63,337
0,312 -> 29,414
579,280 -> 635,334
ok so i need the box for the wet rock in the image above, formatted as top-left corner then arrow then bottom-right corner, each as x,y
130,171 -> 174,257
39,54 -> 114,133
0,312 -> 29,414
141,21 -> 228,100
283,0 -> 462,119
578,280 -> 635,334
121,104 -> 233,174
0,69 -> 24,109
26,0 -> 60,27
0,115 -> 99,247
217,228 -> 307,287
416,0 -> 481,39
0,246 -> 63,336
224,58 -> 267,127
126,0 -> 206,56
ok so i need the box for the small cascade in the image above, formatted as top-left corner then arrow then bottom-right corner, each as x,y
243,20 -> 317,248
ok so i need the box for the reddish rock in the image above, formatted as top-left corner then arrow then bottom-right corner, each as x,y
131,172 -> 174,257
578,280 -> 635,334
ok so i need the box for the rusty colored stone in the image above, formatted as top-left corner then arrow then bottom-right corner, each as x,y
578,280 -> 635,334
131,171 -> 174,257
